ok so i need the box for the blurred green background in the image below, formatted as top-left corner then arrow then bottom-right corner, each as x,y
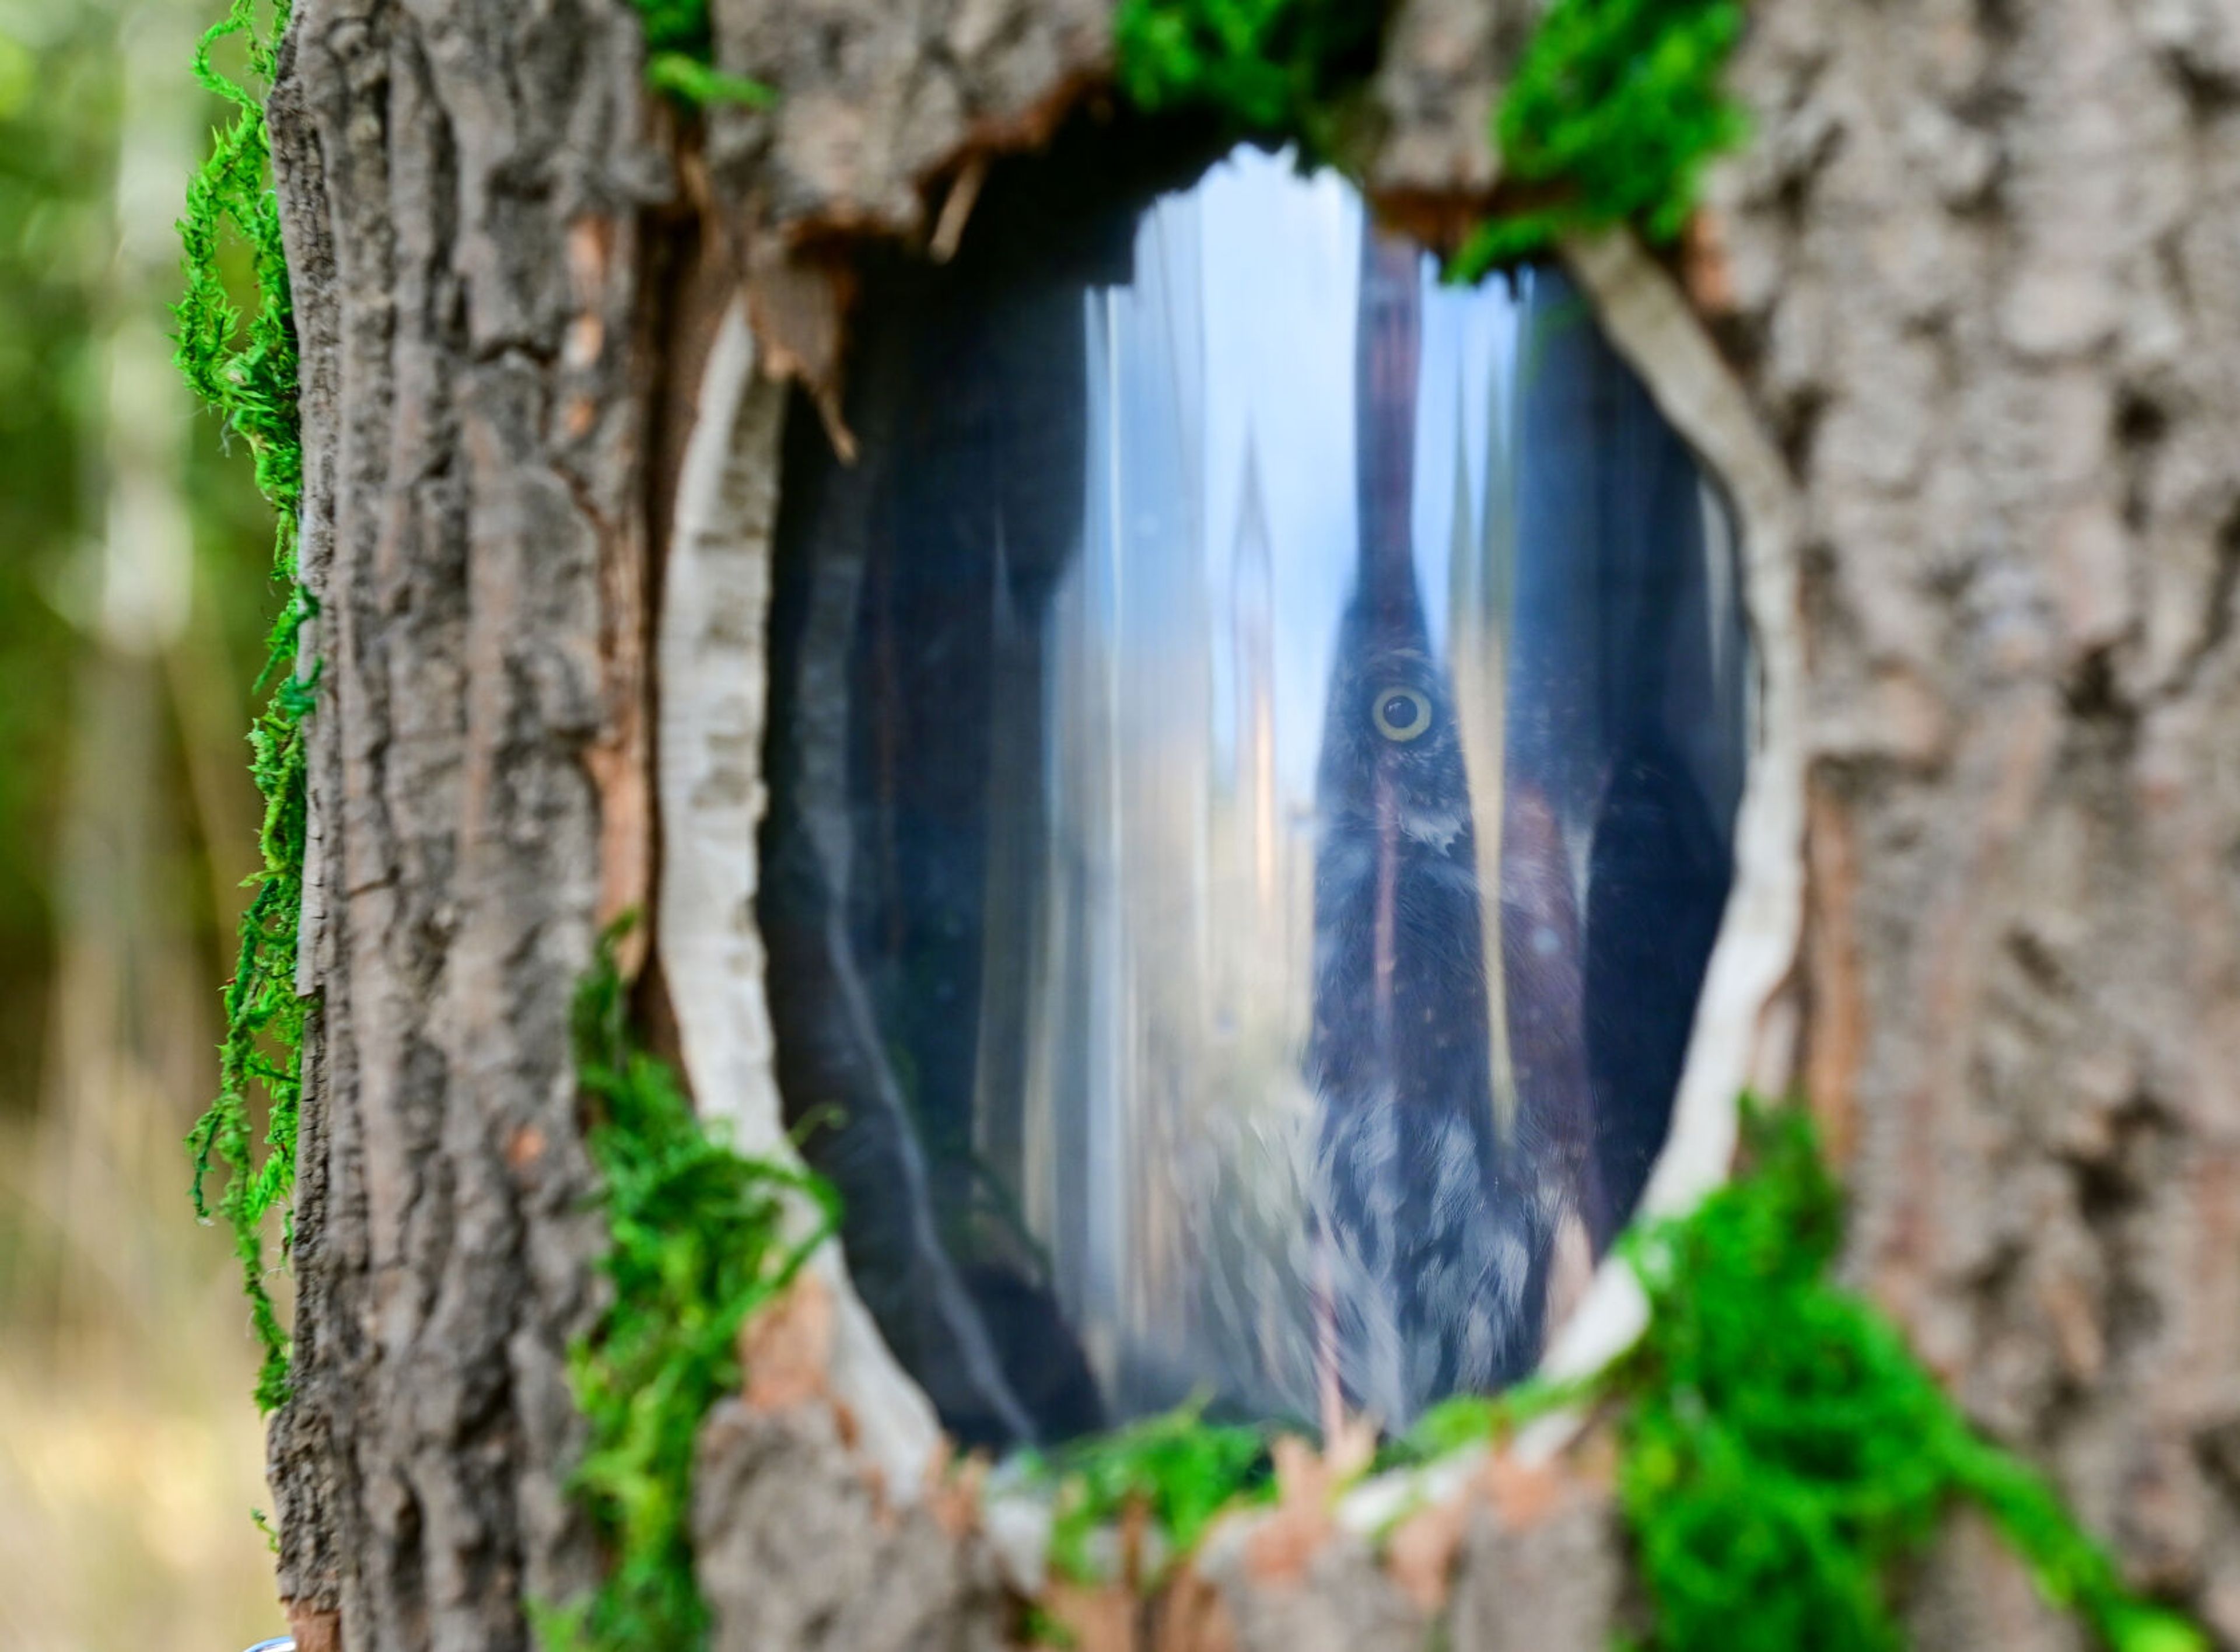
0,0 -> 290,1644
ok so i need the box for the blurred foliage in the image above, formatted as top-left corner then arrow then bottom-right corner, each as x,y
0,0 -> 270,1113
0,6 -> 118,1112
547,922 -> 839,1652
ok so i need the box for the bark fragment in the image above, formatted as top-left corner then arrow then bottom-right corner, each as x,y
653,296 -> 946,1498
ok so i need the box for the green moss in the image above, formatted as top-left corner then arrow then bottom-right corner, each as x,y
176,0 -> 307,1417
1614,1103 -> 2207,1652
643,54 -> 775,111
548,921 -> 839,1652
1453,0 -> 1747,277
626,0 -> 772,108
628,0 -> 715,61
1110,0 -> 1746,278
1020,1401 -> 1276,1585
1112,0 -> 1385,145
1382,1373 -> 1591,1469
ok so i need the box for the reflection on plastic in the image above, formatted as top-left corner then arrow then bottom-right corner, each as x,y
761,144 -> 1749,1447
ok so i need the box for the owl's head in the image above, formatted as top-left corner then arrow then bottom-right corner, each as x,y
1317,629 -> 1473,849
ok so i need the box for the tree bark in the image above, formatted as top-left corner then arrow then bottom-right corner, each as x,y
260,0 -> 2240,1647
267,4 -> 662,1646
1716,2 -> 2240,1642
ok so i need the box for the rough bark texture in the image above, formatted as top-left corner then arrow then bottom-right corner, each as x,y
1712,2 -> 2240,1642
692,1404 -> 1012,1652
265,2 -> 666,1646
706,0 -> 1113,239
262,0 -> 2240,1646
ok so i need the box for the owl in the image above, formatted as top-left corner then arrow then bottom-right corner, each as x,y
1304,231 -> 1568,1426
1306,590 -> 1567,1423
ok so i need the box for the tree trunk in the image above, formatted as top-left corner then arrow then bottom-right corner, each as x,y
1718,2 -> 2240,1641
265,5 -> 659,1644
260,1 -> 2240,1648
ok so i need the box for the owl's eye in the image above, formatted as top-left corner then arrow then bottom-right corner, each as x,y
1373,686 -> 1433,743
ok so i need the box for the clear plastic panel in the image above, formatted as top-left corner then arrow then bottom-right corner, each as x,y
761,143 -> 1750,1448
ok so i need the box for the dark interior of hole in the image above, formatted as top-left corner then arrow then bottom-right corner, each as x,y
758,115 -> 1749,1450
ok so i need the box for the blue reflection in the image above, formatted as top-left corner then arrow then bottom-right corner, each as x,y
761,142 -> 1748,1445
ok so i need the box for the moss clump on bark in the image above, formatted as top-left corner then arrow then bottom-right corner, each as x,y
627,0 -> 773,108
177,0 -> 309,1418
550,923 -> 838,1652
1112,0 -> 1384,147
1616,1104 -> 2204,1652
1453,0 -> 1746,276
1021,1402 -> 1276,1586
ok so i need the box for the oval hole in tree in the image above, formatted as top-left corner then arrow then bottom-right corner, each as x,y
759,136 -> 1751,1450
